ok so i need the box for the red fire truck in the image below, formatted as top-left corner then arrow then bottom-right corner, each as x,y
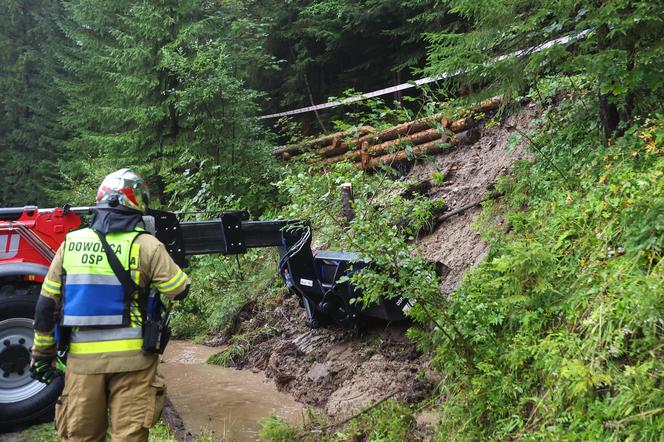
0,206 -> 83,430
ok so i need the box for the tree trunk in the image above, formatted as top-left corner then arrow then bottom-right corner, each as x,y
339,183 -> 355,225
598,91 -> 619,142
596,24 -> 621,143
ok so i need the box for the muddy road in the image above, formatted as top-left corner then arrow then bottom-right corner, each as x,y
160,341 -> 304,441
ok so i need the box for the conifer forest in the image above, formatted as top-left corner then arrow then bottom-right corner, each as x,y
1,0 -> 664,440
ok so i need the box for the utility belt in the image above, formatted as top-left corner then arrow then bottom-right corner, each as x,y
141,289 -> 172,354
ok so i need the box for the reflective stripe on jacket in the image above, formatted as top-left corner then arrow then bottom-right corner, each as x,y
62,228 -> 141,326
62,228 -> 144,355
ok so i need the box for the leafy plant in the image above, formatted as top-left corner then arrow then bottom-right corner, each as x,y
259,415 -> 299,442
276,160 -> 441,313
423,0 -> 664,139
170,249 -> 282,339
409,84 -> 664,440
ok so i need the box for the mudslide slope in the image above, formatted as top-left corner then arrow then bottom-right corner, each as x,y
221,104 -> 539,424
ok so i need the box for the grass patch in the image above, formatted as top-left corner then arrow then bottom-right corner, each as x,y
208,325 -> 280,368
23,422 -> 59,442
207,343 -> 250,368
21,420 -> 193,442
258,400 -> 416,442
259,415 -> 300,442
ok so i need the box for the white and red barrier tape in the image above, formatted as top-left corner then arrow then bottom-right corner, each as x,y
259,29 -> 592,120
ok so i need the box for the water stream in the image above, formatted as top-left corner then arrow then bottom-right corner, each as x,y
160,341 -> 304,442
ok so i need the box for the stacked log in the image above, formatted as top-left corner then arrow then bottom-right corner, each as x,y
364,128 -> 481,169
272,95 -> 503,169
273,126 -> 375,160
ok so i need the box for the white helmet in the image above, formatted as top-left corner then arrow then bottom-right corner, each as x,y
95,168 -> 150,213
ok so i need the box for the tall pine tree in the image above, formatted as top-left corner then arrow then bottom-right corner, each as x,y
58,0 -> 276,211
423,0 -> 664,139
249,0 -> 452,117
0,0 -> 70,206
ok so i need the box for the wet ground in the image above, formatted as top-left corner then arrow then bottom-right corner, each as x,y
213,108 -> 536,423
413,105 -> 536,294
160,340 -> 304,441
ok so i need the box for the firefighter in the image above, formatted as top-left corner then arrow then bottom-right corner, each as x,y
30,168 -> 190,441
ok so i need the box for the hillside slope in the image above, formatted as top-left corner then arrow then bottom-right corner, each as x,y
248,87 -> 662,441
413,105 -> 536,293
206,102 -> 538,425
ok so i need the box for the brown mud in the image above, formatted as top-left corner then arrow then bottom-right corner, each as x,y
414,105 -> 535,293
221,297 -> 429,421
160,341 -> 304,441
209,105 -> 538,428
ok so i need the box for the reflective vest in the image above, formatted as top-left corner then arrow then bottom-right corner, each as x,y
61,228 -> 148,355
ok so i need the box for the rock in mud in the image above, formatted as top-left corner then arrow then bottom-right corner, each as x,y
266,340 -> 303,385
306,362 -> 330,382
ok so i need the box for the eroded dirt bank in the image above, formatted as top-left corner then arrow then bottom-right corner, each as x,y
242,306 -> 428,418
208,106 -> 537,428
413,105 -> 535,293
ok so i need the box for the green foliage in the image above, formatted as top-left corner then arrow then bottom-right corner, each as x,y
277,160 -> 441,311
22,420 -> 192,441
259,401 -> 417,442
423,0 -> 664,136
259,401 -> 416,442
23,422 -> 60,442
329,400 -> 417,442
58,0 -> 277,211
48,153 -> 117,206
329,92 -> 415,132
170,249 -> 281,339
403,86 -> 664,440
148,421 -> 179,442
250,0 -> 449,119
259,415 -> 299,442
0,0 -> 70,206
208,325 -> 279,368
207,344 -> 249,368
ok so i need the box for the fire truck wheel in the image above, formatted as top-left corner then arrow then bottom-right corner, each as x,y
0,284 -> 64,432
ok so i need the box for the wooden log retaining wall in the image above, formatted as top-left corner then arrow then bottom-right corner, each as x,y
272,96 -> 503,169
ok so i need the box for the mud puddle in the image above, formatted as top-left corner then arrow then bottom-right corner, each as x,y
160,341 -> 304,441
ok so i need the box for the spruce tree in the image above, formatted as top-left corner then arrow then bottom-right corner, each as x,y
59,0 -> 275,210
249,0 -> 450,116
0,0 -> 70,206
423,0 -> 664,139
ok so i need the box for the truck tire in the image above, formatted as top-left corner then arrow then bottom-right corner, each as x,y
0,284 -> 64,432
